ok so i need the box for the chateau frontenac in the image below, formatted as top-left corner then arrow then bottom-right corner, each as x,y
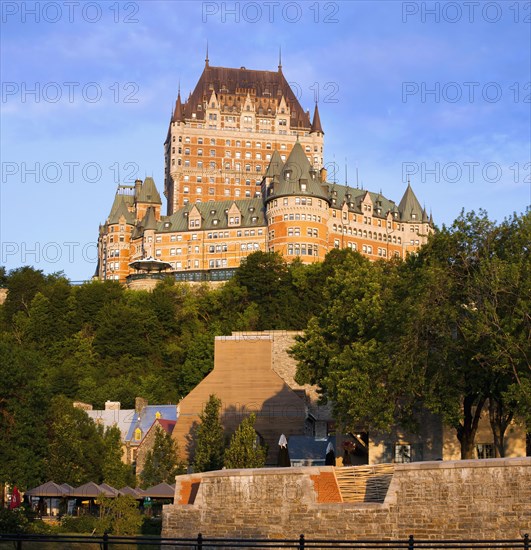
97,57 -> 433,284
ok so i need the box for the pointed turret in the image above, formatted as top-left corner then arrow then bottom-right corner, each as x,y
273,142 -> 328,201
172,91 -> 184,123
398,181 -> 424,222
141,206 -> 158,231
264,149 -> 284,179
310,103 -> 324,134
108,192 -> 135,225
137,177 -> 162,205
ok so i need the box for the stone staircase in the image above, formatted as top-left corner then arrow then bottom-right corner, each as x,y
334,463 -> 395,503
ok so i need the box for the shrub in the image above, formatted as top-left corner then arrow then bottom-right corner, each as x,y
60,514 -> 99,533
0,508 -> 29,533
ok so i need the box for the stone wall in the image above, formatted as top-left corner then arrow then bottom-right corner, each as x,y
163,458 -> 531,540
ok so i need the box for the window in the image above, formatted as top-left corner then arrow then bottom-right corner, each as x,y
476,443 -> 495,459
394,444 -> 411,463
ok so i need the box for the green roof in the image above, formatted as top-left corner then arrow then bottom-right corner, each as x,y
157,198 -> 266,232
398,182 -> 424,222
137,177 -> 162,204
267,142 -> 328,202
264,149 -> 284,179
328,185 -> 398,217
107,192 -> 135,225
141,207 -> 158,230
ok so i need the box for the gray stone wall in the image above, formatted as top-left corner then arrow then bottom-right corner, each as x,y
163,458 -> 531,540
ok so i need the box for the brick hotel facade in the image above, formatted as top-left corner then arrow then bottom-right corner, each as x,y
97,58 -> 433,284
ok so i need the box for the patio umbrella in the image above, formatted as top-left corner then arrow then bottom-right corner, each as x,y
118,486 -> 143,498
60,484 -> 74,496
277,434 -> 291,467
325,442 -> 336,466
98,483 -> 119,497
71,482 -> 110,499
9,486 -> 22,509
140,482 -> 175,499
25,482 -> 69,498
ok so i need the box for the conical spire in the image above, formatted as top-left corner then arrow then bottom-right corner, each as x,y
398,181 -> 424,222
108,193 -> 134,225
275,142 -> 328,201
172,91 -> 184,123
141,206 -> 158,231
137,177 -> 162,205
422,204 -> 429,223
310,103 -> 324,134
278,46 -> 282,72
264,149 -> 284,179
205,41 -> 209,67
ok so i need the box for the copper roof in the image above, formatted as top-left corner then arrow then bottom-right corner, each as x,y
175,64 -> 311,129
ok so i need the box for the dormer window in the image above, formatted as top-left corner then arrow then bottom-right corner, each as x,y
284,170 -> 291,180
300,183 -> 307,191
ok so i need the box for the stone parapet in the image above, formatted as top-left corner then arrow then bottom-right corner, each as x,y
163,458 -> 531,540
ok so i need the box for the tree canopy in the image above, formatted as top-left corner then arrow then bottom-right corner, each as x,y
0,210 -> 528,488
292,210 -> 530,459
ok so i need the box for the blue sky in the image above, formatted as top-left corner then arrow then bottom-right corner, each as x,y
1,0 -> 530,280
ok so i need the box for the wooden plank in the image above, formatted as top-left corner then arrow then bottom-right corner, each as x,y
335,464 -> 395,503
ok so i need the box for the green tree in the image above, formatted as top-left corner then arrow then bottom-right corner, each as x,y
45,396 -> 105,485
102,426 -> 136,488
223,413 -> 267,469
68,280 -> 124,333
192,395 -> 225,472
97,495 -> 142,535
0,334 -> 49,490
413,210 -> 528,458
139,426 -> 185,488
292,252 -> 420,433
232,251 -> 300,329
2,266 -> 48,324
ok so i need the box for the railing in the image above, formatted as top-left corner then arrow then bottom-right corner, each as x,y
125,269 -> 237,283
0,533 -> 528,549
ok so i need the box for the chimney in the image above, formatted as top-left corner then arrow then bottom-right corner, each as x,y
135,397 -> 148,414
320,167 -> 327,183
134,179 -> 142,198
105,401 -> 121,411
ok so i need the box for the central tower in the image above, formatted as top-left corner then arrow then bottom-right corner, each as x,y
163,57 -> 325,215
